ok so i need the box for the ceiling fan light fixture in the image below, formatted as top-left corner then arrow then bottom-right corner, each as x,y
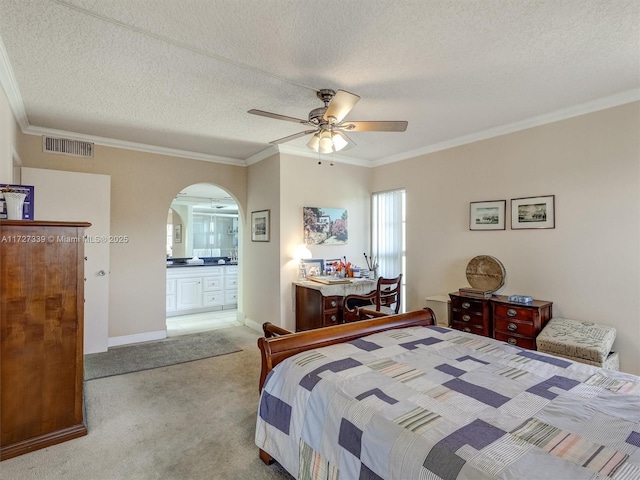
318,131 -> 333,154
331,132 -> 348,152
307,133 -> 320,150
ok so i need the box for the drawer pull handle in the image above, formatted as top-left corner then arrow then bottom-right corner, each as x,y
507,323 -> 517,331
462,315 -> 471,322
507,337 -> 517,345
462,302 -> 471,309
330,300 -> 337,307
462,327 -> 471,333
330,315 -> 337,322
507,309 -> 517,317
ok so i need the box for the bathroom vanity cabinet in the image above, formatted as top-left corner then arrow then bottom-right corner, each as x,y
166,265 -> 238,316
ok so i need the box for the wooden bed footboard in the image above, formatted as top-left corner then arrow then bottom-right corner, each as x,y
257,308 -> 435,392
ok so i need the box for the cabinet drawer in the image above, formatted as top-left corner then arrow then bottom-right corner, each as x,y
450,310 -> 485,327
494,317 -> 535,337
323,296 -> 341,310
203,276 -> 223,291
493,304 -> 535,322
225,276 -> 238,288
451,321 -> 485,336
450,298 -> 485,316
494,331 -> 535,350
225,291 -> 238,304
203,292 -> 224,306
322,311 -> 341,326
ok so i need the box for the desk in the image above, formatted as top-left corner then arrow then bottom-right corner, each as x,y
294,278 -> 376,331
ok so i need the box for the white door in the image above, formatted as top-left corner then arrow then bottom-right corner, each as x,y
21,167 -> 110,354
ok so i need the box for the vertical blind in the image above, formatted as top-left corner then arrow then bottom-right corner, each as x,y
372,189 -> 406,309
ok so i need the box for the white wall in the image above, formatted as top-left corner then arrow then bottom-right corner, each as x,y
17,133 -> 247,342
244,153 -> 371,332
373,102 -> 640,374
278,154 -> 371,331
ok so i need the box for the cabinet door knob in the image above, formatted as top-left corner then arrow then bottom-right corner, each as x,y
330,315 -> 337,322
463,327 -> 471,333
507,309 -> 517,317
330,300 -> 337,307
462,302 -> 471,309
508,337 -> 517,345
507,323 -> 517,331
462,315 -> 471,322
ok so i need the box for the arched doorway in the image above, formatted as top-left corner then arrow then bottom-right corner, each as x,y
165,183 -> 240,336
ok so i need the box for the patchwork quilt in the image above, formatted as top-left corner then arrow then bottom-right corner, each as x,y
256,326 -> 640,480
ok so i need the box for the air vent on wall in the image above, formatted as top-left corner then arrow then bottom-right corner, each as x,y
42,136 -> 94,158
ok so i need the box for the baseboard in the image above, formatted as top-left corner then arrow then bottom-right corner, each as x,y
108,330 -> 166,347
244,317 -> 263,333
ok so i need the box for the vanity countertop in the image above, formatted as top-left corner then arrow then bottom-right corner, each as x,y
166,262 -> 238,268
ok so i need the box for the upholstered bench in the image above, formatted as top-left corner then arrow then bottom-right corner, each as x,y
536,317 -> 619,370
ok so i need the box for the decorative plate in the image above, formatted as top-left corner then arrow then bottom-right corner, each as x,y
465,255 -> 506,292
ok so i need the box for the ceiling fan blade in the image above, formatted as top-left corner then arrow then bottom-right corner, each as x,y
324,90 -> 360,123
269,129 -> 317,145
248,109 -> 309,125
340,120 -> 408,132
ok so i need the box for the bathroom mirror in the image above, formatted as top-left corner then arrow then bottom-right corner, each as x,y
168,183 -> 238,260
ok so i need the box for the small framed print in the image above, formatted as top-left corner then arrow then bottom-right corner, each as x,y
173,224 -> 182,243
511,195 -> 555,229
251,209 -> 270,242
469,200 -> 506,231
301,259 -> 325,277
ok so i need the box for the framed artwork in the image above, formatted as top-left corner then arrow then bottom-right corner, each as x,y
324,258 -> 342,273
251,209 -> 270,242
303,207 -> 348,245
469,200 -> 506,231
301,259 -> 325,277
0,184 -> 34,220
511,195 -> 555,229
173,224 -> 182,243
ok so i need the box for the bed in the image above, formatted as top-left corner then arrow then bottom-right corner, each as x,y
256,310 -> 640,479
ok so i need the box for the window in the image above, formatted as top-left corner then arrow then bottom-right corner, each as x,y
371,189 -> 406,312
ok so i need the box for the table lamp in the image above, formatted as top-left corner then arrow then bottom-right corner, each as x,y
293,244 -> 312,279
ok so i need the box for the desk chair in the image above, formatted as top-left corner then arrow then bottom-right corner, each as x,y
343,274 -> 403,321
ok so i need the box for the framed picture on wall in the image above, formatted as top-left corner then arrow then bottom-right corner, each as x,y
469,200 -> 506,231
251,209 -> 270,242
303,207 -> 348,245
511,195 -> 555,229
174,224 -> 182,243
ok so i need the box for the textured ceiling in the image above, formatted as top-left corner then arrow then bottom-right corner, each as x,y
0,0 -> 638,166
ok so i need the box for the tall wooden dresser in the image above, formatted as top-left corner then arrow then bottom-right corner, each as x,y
1,220 -> 91,460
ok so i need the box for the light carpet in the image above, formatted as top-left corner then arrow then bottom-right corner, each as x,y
2,326 -> 293,480
84,330 -> 241,380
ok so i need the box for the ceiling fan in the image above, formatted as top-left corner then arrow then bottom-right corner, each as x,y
248,89 -> 408,153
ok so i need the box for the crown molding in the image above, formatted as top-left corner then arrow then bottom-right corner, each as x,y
275,144 -> 369,167
22,125 -> 245,166
0,36 -> 28,130
243,145 -> 279,166
373,88 -> 640,167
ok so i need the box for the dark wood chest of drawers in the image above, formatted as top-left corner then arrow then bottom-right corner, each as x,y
491,297 -> 553,350
449,294 -> 492,337
449,293 -> 552,350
